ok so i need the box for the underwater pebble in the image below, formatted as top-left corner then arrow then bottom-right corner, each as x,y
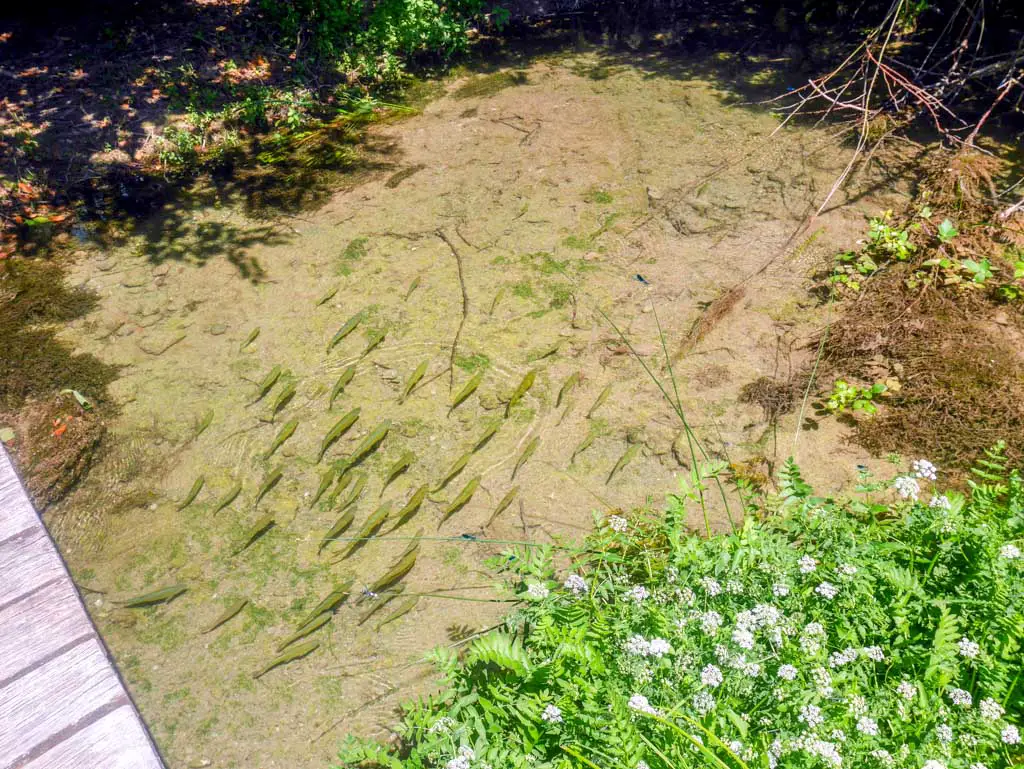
120,269 -> 149,288
94,256 -> 115,271
208,323 -> 228,336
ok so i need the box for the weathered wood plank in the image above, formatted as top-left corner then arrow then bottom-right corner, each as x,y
0,638 -> 126,766
0,448 -> 36,542
20,705 -> 164,769
0,527 -> 64,610
0,577 -> 94,687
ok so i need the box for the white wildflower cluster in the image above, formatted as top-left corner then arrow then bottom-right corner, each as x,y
624,635 -> 672,659
979,698 -> 1004,720
607,515 -> 628,532
847,695 -> 867,716
863,646 -> 885,662
789,735 -> 843,768
828,647 -> 858,668
1003,725 -> 1021,745
1000,543 -> 1021,559
870,748 -> 895,766
627,694 -> 659,715
812,667 -> 834,698
798,555 -> 818,573
777,664 -> 798,681
428,716 -> 455,734
896,681 -> 916,700
799,622 -> 828,656
726,580 -> 744,595
815,581 -> 840,600
446,746 -> 476,769
929,495 -> 952,510
856,717 -> 880,736
893,475 -> 921,501
836,563 -> 858,578
799,704 -> 824,730
947,688 -> 972,707
772,582 -> 791,597
697,610 -> 723,635
626,585 -> 649,603
692,691 -> 716,715
936,724 -> 954,744
525,583 -> 549,600
700,664 -> 723,687
541,705 -> 563,724
564,575 -> 587,596
958,637 -> 981,659
912,459 -> 938,481
700,576 -> 722,597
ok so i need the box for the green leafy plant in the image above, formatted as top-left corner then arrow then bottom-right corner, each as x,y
961,258 -> 993,284
825,379 -> 888,415
936,218 -> 959,244
335,453 -> 1024,769
866,211 -> 917,261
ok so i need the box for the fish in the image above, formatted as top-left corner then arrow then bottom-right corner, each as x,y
212,481 -> 242,514
557,397 -> 576,427
366,535 -> 421,593
512,437 -> 539,480
472,418 -> 502,453
404,275 -> 421,301
276,612 -> 332,652
607,444 -> 640,484
250,365 -> 282,404
253,640 -> 319,680
120,584 -> 187,608
201,598 -> 248,634
399,359 -> 429,404
557,371 -> 582,408
360,329 -> 387,358
299,579 -> 356,627
176,475 -> 205,510
449,371 -> 483,415
317,408 -> 361,463
343,421 -> 391,469
233,513 -> 276,555
587,384 -> 612,419
240,327 -> 260,351
386,484 -> 428,533
316,285 -> 339,306
327,313 -> 363,352
488,287 -> 505,316
570,431 -> 595,464
335,471 -> 368,511
433,451 -> 471,492
264,418 -> 298,459
439,476 -> 480,525
334,502 -> 392,561
527,341 -> 561,362
380,451 -> 415,496
325,468 -> 354,506
269,381 -> 297,421
309,467 -> 337,509
328,365 -> 356,409
318,509 -> 355,554
375,596 -> 420,631
357,586 -> 406,626
505,369 -> 537,417
254,467 -> 283,508
194,409 -> 214,438
485,486 -> 519,528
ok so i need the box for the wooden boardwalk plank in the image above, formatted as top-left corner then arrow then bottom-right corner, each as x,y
0,638 -> 126,766
20,706 -> 164,769
0,450 -> 36,542
0,578 -> 94,688
0,445 -> 165,769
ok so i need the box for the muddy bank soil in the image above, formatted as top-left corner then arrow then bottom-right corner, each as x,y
46,50 -> 909,768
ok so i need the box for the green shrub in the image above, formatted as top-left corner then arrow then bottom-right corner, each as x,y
337,449 -> 1024,769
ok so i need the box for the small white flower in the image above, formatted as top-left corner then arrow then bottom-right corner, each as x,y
778,664 -> 798,681
815,581 -> 839,600
1002,725 -> 1021,745
678,586 -> 696,605
726,580 -> 744,595
541,704 -> 563,724
857,717 -> 879,736
741,661 -> 761,678
446,758 -> 471,769
848,695 -> 867,716
812,667 -> 834,697
912,459 -> 938,481
893,475 -> 920,501
429,716 -> 455,734
625,635 -> 651,656
896,681 -> 916,700
922,762 -> 947,769
970,763 -> 990,769
871,749 -> 894,766
837,563 -> 858,577
929,495 -> 952,510
1000,543 -> 1021,559
607,515 -> 628,532
628,694 -> 658,715
699,610 -> 723,635
799,704 -> 824,730
798,555 -> 818,573
947,688 -> 972,707
564,574 -> 587,596
828,648 -> 858,668
772,582 -> 790,597
862,646 -> 885,662
458,747 -> 475,761
732,628 -> 755,649
831,729 -> 847,742
627,585 -> 649,603
636,762 -> 650,769
700,576 -> 722,597
701,664 -> 724,687
648,638 -> 672,658
692,691 -> 715,715
958,637 -> 980,659
936,724 -> 953,744
526,583 -> 550,600
979,697 -> 1004,720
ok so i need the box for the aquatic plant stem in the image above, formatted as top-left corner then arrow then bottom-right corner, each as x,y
436,228 -> 470,390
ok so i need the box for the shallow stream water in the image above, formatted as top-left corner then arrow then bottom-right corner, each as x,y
49,49 -> 909,768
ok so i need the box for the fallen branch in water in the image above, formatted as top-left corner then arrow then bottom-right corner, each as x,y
436,228 -> 470,390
